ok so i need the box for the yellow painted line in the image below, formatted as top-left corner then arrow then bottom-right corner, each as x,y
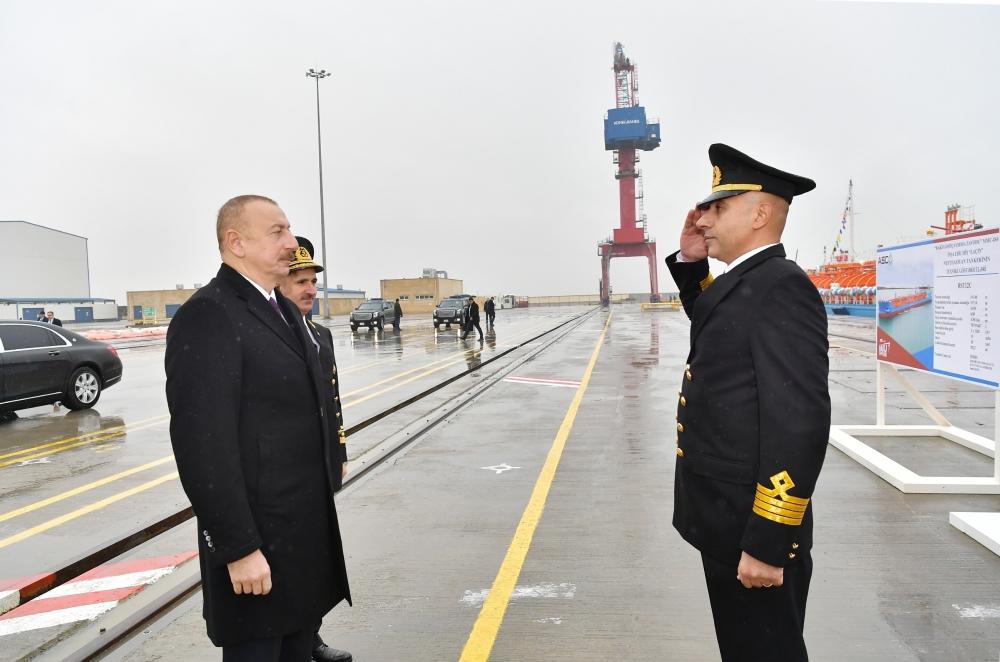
458,311 -> 612,662
342,320 -> 555,410
0,455 -> 175,524
342,320 -> 551,399
0,414 -> 169,462
0,418 -> 168,468
0,472 -> 179,550
830,342 -> 875,357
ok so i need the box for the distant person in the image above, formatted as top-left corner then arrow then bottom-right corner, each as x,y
36,312 -> 46,322
44,311 -> 62,326
279,236 -> 353,662
393,298 -> 403,328
165,195 -> 351,660
484,297 -> 496,328
460,296 -> 483,341
667,144 -> 829,662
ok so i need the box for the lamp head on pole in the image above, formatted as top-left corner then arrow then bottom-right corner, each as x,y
306,68 -> 331,80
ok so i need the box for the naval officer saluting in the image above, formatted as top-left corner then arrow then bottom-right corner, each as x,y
666,144 -> 831,662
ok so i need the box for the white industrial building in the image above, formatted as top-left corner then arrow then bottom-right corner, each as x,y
0,221 -> 118,322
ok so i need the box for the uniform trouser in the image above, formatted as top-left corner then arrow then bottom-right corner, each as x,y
462,321 -> 483,339
221,628 -> 315,662
701,552 -> 812,662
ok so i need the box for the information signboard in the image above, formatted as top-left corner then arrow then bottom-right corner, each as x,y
876,227 -> 998,388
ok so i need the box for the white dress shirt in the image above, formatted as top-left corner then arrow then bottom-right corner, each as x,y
238,272 -> 275,301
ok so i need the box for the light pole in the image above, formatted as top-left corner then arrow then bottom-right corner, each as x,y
306,67 -> 331,318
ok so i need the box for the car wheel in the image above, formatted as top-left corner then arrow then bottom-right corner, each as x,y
376,321 -> 383,331
64,367 -> 102,410
351,325 -> 358,332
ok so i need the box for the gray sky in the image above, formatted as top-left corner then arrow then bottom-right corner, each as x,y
1,0 -> 997,302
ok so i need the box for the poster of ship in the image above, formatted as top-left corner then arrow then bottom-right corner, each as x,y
875,239 -> 935,371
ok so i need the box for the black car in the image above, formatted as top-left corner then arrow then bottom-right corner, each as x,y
0,321 -> 123,415
350,298 -> 399,332
433,295 -> 471,330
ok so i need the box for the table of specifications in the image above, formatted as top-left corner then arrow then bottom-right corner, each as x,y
877,227 -> 998,388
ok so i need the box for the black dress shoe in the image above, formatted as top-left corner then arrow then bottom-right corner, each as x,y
313,642 -> 352,662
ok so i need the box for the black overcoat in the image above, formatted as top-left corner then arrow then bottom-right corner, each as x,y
165,264 -> 350,646
666,244 -> 830,568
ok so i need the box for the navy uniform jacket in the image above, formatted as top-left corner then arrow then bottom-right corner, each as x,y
307,319 -> 348,489
165,264 -> 350,646
666,244 -> 830,568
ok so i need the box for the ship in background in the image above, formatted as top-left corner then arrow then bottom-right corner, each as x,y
878,290 -> 932,319
804,183 -> 982,318
806,180 -> 877,317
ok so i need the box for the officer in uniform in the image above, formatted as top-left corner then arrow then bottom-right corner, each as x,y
666,144 -> 830,661
281,236 -> 352,662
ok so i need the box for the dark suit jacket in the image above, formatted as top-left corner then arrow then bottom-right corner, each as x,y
306,319 -> 348,487
165,264 -> 350,646
47,318 -> 63,327
467,301 -> 480,322
667,245 -> 830,568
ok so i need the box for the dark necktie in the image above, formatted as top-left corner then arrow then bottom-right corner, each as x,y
268,296 -> 288,325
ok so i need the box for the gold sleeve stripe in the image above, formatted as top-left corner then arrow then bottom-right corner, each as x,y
752,470 -> 810,526
711,183 -> 763,193
752,506 -> 804,526
754,492 -> 808,513
753,497 -> 806,521
699,273 -> 715,291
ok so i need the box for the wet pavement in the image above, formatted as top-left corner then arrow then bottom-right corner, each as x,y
4,306 -> 1000,660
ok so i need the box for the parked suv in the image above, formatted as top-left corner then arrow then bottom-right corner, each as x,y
350,298 -> 398,332
0,321 -> 123,415
433,295 -> 471,330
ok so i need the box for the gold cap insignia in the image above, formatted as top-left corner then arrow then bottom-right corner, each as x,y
293,246 -> 312,262
712,165 -> 722,187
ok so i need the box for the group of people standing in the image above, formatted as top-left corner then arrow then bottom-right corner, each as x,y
165,141 -> 829,662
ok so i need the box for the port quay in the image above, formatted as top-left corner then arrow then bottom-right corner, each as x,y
2,4 -> 999,661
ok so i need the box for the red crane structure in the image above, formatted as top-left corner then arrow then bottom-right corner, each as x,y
598,43 -> 662,305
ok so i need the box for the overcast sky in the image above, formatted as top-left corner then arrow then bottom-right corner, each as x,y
1,0 -> 997,302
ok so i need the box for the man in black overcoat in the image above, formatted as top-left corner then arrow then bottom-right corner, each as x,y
165,195 -> 351,660
666,145 -> 830,662
279,236 -> 352,662
460,296 -> 484,341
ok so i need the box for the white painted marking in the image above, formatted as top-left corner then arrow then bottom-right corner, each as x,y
461,582 -> 577,607
17,458 -> 51,466
503,376 -> 580,389
950,512 -> 1000,557
533,617 -> 563,624
0,591 -> 18,615
0,601 -> 118,636
953,603 -> 1000,619
481,463 -> 521,475
46,567 -> 173,598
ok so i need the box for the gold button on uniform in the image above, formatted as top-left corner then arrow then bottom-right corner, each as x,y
685,370 -> 693,381
680,395 -> 687,407
788,552 -> 796,559
676,448 -> 684,457
792,543 -> 799,549
676,422 -> 684,433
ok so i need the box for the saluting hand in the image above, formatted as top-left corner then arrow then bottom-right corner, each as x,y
228,549 -> 272,596
679,207 -> 708,261
736,551 -> 783,589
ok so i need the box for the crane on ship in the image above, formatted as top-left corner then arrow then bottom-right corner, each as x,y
598,42 -> 662,305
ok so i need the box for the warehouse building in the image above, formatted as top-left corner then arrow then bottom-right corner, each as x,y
0,221 -> 119,322
380,268 -> 464,315
127,285 -> 366,324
